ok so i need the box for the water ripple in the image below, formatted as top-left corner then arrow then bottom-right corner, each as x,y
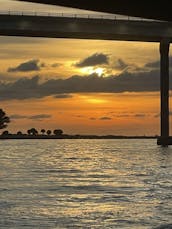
0,139 -> 172,228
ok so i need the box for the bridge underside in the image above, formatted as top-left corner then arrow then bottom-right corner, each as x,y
19,0 -> 172,22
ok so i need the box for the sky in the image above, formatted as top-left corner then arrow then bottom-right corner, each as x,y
0,0 -> 172,136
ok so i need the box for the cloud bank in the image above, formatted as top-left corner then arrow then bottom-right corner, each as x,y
0,57 -> 171,101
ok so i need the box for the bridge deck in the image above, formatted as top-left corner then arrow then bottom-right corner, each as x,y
0,14 -> 172,42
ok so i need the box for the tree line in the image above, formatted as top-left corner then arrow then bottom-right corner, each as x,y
0,108 -> 63,136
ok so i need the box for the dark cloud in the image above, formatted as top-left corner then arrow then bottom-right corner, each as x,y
10,114 -> 52,120
7,59 -> 63,73
93,113 -> 147,120
10,114 -> 28,119
90,117 -> 97,120
51,63 -> 62,68
154,113 -> 159,118
40,62 -> 46,68
134,113 -> 146,118
29,114 -> 52,120
112,113 -> 147,118
113,58 -> 129,70
145,56 -> 172,69
0,73 -> 19,82
99,117 -> 112,120
73,115 -> 84,118
8,59 -> 43,72
0,70 -> 161,100
2,55 -> 172,101
54,94 -> 73,99
0,76 -> 41,100
145,60 -> 160,69
75,53 -> 109,67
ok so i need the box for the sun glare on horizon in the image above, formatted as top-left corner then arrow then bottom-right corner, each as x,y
79,95 -> 108,104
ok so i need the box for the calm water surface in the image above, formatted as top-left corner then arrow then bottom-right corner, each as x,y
0,139 -> 172,229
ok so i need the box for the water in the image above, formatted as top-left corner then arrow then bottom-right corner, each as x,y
0,139 -> 172,229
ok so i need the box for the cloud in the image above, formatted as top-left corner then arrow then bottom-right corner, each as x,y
90,113 -> 147,120
145,60 -> 160,69
112,112 -> 148,118
99,117 -> 112,120
134,113 -> 146,118
0,72 -> 20,82
115,114 -> 131,118
7,59 -> 63,73
29,114 -> 52,120
75,53 -> 109,67
10,114 -> 28,119
10,114 -> 52,121
51,63 -> 62,68
113,58 -> 129,70
40,62 -> 46,68
90,117 -> 97,120
144,56 -> 172,69
8,59 -> 44,72
111,58 -> 143,74
2,55 -> 172,101
54,94 -> 73,99
0,69 -> 161,101
0,70 -> 161,100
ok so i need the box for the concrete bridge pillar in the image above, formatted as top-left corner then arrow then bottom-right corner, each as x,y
159,39 -> 170,145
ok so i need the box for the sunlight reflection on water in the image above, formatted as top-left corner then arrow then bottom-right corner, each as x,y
0,139 -> 172,228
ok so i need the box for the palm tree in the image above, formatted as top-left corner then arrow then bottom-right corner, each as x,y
2,130 -> 9,135
30,128 -> 38,135
53,129 -> 63,135
41,129 -> 46,135
47,130 -> 51,135
27,129 -> 31,135
0,109 -> 10,130
17,131 -> 23,135
27,128 -> 38,135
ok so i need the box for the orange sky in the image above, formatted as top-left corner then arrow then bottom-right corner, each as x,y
0,0 -> 172,136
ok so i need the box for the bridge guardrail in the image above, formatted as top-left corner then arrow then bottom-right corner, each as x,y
0,10 -> 158,22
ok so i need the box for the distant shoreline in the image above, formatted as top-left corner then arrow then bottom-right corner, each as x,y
0,134 -> 158,140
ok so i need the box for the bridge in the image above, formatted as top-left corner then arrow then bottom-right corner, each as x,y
0,12 -> 172,145
0,11 -> 169,41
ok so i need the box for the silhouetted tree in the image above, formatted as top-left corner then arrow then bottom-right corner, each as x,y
41,129 -> 46,135
30,128 -> 38,135
2,130 -> 9,135
17,131 -> 23,135
0,109 -> 10,130
53,129 -> 63,135
47,130 -> 51,135
27,129 -> 31,135
27,128 -> 38,135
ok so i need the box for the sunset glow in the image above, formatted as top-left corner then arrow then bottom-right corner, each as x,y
0,0 -> 172,136
80,67 -> 105,76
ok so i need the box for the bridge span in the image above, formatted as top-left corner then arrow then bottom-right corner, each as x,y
0,13 -> 171,42
0,12 -> 172,145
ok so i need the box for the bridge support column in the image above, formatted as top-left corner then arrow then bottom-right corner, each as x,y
158,39 -> 170,146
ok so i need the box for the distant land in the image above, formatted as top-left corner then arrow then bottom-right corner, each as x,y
0,134 -> 158,140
